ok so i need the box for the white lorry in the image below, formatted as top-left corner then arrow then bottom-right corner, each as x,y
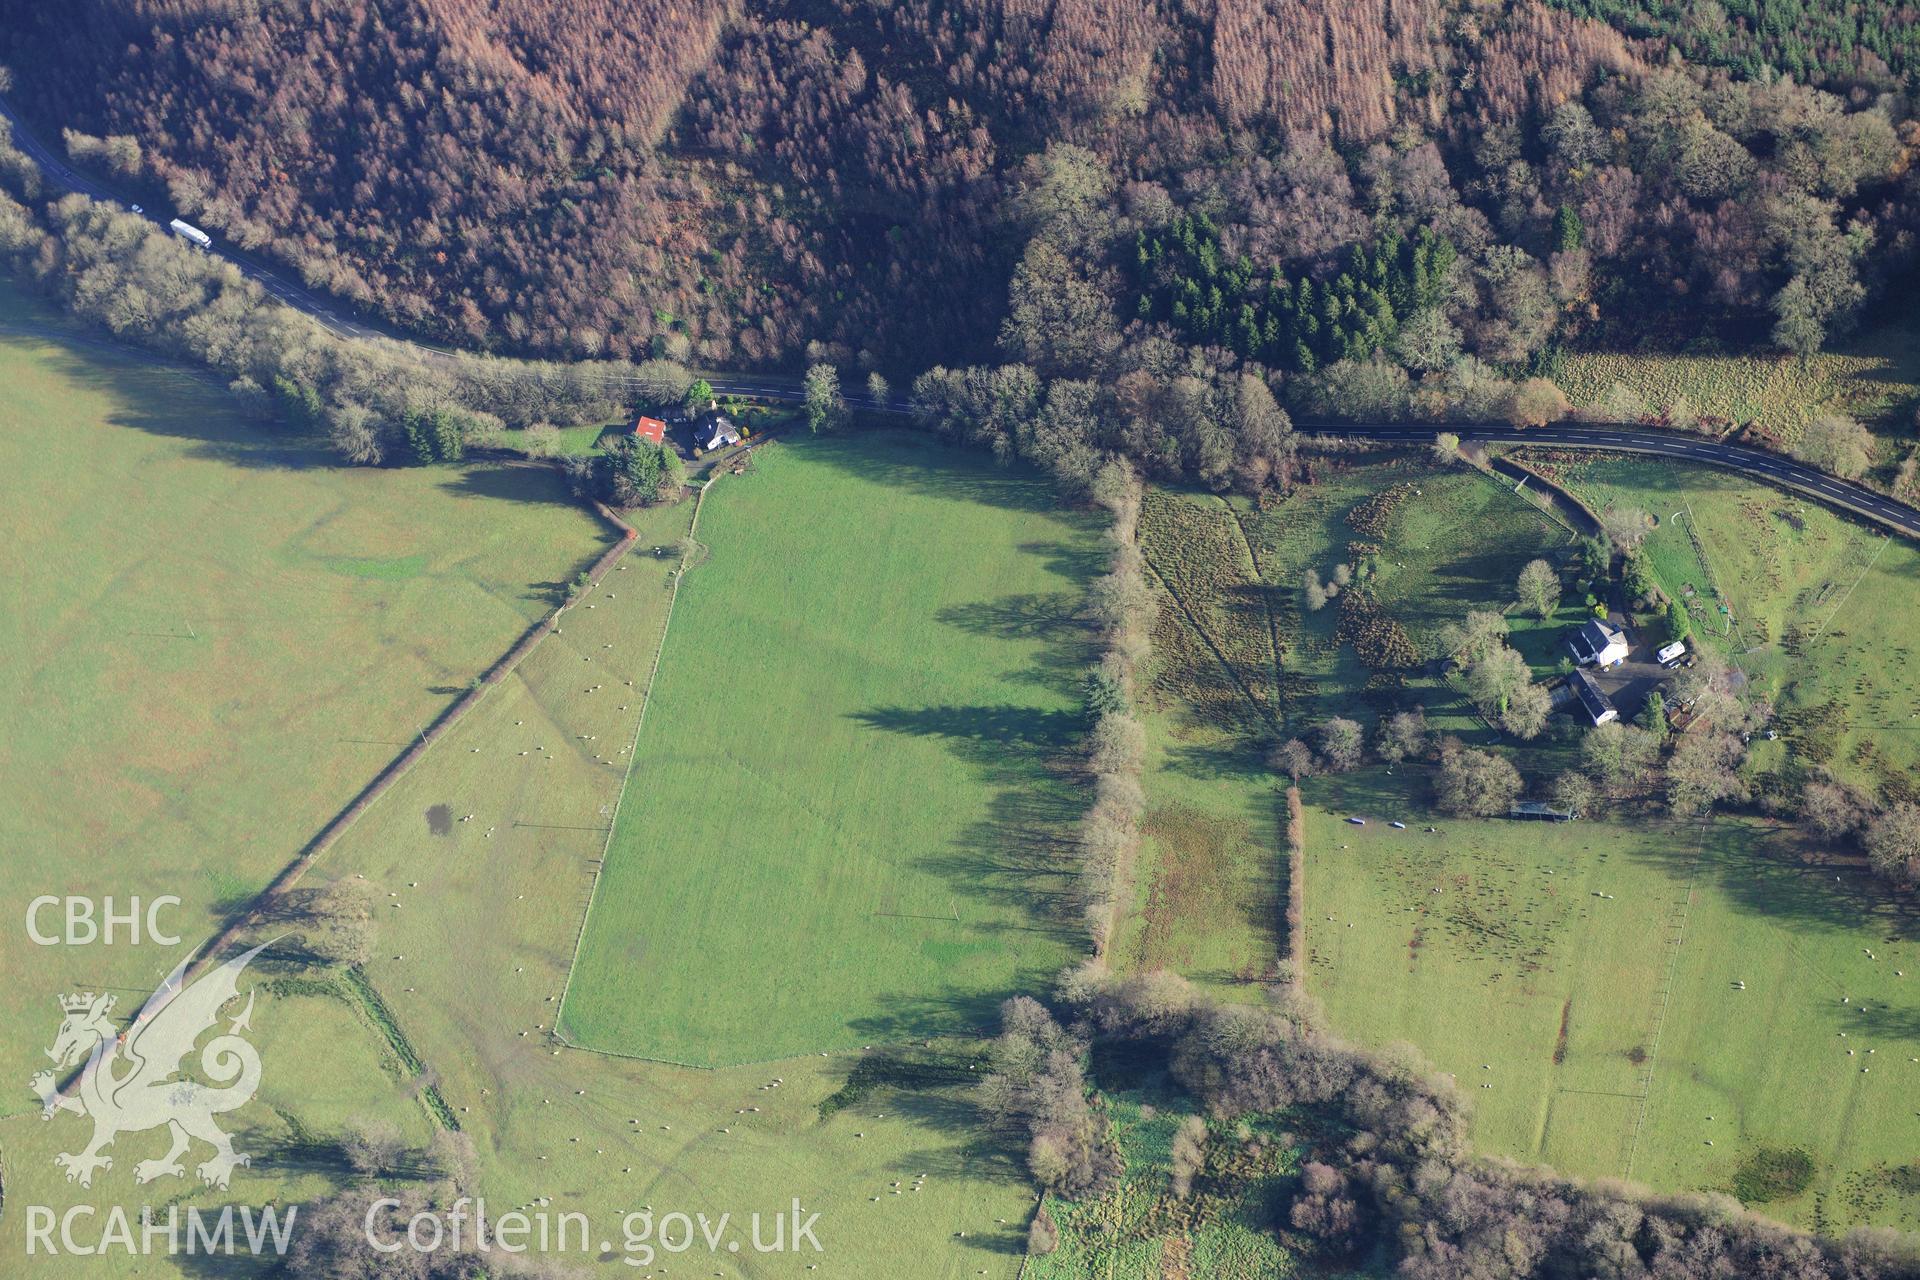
168,218 -> 212,251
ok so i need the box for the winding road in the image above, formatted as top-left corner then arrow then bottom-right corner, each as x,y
7,94 -> 1919,538
1320,425 -> 1920,539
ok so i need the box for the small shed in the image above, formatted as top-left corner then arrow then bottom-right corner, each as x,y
1510,800 -> 1578,821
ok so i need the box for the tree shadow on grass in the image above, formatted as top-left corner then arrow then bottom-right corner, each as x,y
791,429 -> 1067,515
848,703 -> 1091,1042
938,593 -> 1098,698
938,592 -> 1087,642
851,705 -> 1083,753
441,460 -> 582,508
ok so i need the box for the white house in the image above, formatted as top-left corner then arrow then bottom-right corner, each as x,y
1568,616 -> 1629,668
699,415 -> 741,452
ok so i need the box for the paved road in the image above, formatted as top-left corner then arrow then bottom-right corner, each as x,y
2,96 -> 389,340
8,94 -> 1919,537
1321,424 -> 1920,539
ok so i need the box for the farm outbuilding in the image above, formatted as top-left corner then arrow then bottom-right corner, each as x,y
1570,667 -> 1618,726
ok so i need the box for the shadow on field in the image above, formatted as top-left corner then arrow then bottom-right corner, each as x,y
442,460 -> 581,508
800,429 -> 1066,516
852,704 -> 1081,751
937,591 -> 1095,697
848,702 -> 1089,1025
1161,731 -> 1278,783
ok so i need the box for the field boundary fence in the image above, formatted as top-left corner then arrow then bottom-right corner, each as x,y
57,465 -> 645,1104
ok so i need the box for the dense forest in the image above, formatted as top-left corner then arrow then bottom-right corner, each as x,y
3,0 -> 1914,388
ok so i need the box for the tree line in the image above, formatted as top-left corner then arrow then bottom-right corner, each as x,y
986,966 -> 1920,1276
0,129 -> 692,475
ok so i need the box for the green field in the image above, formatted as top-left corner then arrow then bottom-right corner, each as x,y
1108,466 -> 1574,993
0,282 -> 618,1104
1531,453 -> 1920,795
559,432 -> 1103,1064
1303,769 -> 1920,1232
291,481 -> 1047,1280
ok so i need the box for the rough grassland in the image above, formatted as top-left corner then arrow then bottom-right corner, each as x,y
1559,319 -> 1920,444
1109,467 -> 1570,994
1114,491 -> 1287,993
1540,454 -> 1920,796
561,433 -> 1102,1064
1303,769 -> 1920,1232
1244,458 -> 1571,737
1026,1096 -> 1299,1280
3,484 -> 1048,1279
1108,712 -> 1287,992
303,469 -> 1050,1280
0,281 -> 614,1105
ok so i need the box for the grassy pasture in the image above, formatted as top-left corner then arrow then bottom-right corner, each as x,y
292,481 -> 1046,1280
1110,467 -> 1570,993
2,481 -> 1048,1278
1302,770 -> 1920,1231
0,282 -> 616,1105
1536,453 -> 1920,796
559,432 -> 1103,1065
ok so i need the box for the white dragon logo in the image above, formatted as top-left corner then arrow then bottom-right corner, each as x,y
29,941 -> 269,1190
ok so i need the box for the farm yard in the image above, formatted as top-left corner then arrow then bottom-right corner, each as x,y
1523,452 -> 1920,796
1302,770 -> 1920,1233
559,432 -> 1104,1065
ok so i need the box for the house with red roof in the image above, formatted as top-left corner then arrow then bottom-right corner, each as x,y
632,415 -> 667,446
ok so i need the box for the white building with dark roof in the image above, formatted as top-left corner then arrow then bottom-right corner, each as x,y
1568,616 -> 1629,668
1570,667 -> 1619,726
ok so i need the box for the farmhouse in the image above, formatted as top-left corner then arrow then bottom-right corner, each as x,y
700,415 -> 742,452
1570,667 -> 1618,726
632,415 -> 666,445
1568,616 -> 1629,668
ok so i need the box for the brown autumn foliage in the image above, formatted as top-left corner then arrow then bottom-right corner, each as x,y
0,0 -> 1666,369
